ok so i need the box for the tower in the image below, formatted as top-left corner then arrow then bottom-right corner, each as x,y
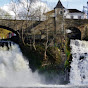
54,0 -> 65,33
54,0 -> 65,16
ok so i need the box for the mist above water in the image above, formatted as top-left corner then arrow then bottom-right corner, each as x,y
0,42 -> 65,87
0,43 -> 43,87
0,41 -> 83,87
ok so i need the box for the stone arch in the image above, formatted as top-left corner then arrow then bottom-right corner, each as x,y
0,25 -> 18,35
66,27 -> 81,40
82,25 -> 88,40
78,24 -> 88,40
0,25 -> 19,43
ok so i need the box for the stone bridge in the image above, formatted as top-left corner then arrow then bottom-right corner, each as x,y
0,18 -> 88,40
0,19 -> 41,43
0,19 -> 40,31
65,19 -> 88,39
31,17 -> 88,40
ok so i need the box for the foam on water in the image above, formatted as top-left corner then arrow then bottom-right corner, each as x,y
2,40 -> 88,87
70,40 -> 88,85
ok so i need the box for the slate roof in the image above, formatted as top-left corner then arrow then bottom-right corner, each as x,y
54,0 -> 64,9
68,9 -> 84,13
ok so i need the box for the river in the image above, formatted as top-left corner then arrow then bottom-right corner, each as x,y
0,40 -> 88,87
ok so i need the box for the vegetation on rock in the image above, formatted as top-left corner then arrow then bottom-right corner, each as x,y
19,43 -> 64,72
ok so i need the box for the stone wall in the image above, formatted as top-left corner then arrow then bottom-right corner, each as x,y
0,18 -> 88,40
0,19 -> 38,31
64,19 -> 88,39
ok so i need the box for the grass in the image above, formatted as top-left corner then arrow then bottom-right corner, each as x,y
0,28 -> 12,39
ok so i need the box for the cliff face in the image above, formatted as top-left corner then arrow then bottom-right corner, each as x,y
19,44 -> 64,71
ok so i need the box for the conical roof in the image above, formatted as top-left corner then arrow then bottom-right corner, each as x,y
54,0 -> 64,9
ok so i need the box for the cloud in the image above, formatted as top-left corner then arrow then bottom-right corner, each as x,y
1,4 -> 15,16
1,0 -> 50,17
30,1 -> 50,14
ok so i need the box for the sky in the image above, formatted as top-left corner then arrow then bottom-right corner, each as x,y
42,0 -> 88,11
0,0 -> 88,11
0,0 -> 11,6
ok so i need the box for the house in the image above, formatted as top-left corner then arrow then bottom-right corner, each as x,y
65,9 -> 85,19
44,0 -> 86,19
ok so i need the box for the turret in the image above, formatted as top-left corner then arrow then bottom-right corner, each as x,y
54,0 -> 65,16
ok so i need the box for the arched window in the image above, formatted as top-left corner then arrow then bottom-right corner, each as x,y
59,10 -> 63,15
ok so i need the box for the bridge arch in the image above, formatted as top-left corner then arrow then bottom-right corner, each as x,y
0,25 -> 19,35
0,25 -> 19,43
66,27 -> 81,40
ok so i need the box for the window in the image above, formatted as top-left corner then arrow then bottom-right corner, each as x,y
64,10 -> 65,13
71,16 -> 73,19
59,11 -> 63,15
64,16 -> 66,18
78,16 -> 81,19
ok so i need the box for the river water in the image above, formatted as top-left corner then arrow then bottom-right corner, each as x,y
0,40 -> 88,87
0,43 -> 43,87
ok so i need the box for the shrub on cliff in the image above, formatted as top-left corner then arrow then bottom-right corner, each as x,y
20,44 -> 63,71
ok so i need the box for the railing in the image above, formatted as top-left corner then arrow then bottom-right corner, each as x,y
0,15 -> 47,21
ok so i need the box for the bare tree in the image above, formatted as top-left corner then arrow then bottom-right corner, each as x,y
13,0 -> 48,47
44,23 -> 48,60
0,8 -> 12,19
17,0 -> 32,45
10,0 -> 19,20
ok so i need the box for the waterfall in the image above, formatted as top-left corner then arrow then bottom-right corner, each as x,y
0,43 -> 42,87
70,40 -> 88,85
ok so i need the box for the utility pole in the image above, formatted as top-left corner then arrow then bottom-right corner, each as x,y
83,1 -> 88,19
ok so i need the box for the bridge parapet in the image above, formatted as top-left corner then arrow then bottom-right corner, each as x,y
0,19 -> 39,31
0,18 -> 88,40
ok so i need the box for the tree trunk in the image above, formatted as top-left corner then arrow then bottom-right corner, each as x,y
21,28 -> 25,45
32,18 -> 36,50
44,49 -> 47,60
20,21 -> 25,45
44,24 -> 48,60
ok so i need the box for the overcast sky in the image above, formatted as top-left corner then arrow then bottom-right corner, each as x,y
0,0 -> 88,11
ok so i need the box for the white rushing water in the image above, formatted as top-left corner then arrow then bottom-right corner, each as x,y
2,40 -> 88,87
0,43 -> 43,87
70,40 -> 88,85
0,43 -> 68,87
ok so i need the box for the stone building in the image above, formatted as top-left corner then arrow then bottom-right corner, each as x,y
44,0 -> 86,19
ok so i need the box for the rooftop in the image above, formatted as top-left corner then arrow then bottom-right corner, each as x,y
54,0 -> 64,9
44,10 -> 54,15
68,9 -> 84,13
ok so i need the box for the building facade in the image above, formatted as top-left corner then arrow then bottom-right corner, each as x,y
44,0 -> 86,19
64,9 -> 85,19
